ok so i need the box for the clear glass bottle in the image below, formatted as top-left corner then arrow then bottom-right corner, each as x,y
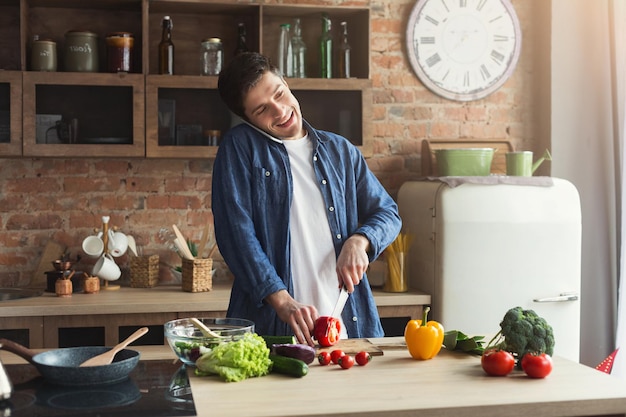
337,21 -> 351,78
319,14 -> 332,78
234,22 -> 249,56
158,16 -> 174,75
278,23 -> 293,77
291,18 -> 307,78
201,38 -> 223,76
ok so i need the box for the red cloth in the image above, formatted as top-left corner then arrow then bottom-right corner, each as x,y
596,348 -> 619,373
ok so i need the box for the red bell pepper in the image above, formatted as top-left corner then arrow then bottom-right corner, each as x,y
314,316 -> 341,347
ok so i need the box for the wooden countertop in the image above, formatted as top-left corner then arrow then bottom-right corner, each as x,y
0,283 -> 430,317
3,339 -> 624,417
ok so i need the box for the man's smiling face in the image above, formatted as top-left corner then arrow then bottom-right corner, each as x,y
243,71 -> 305,141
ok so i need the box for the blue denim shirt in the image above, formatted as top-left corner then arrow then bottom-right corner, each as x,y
211,120 -> 402,338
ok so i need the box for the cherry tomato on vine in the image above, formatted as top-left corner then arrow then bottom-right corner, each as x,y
338,355 -> 355,369
355,351 -> 371,366
330,349 -> 345,365
521,353 -> 553,378
318,351 -> 332,366
481,349 -> 515,376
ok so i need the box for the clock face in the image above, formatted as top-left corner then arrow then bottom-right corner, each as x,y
406,0 -> 522,101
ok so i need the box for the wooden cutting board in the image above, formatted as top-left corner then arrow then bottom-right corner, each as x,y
30,240 -> 66,289
317,338 -> 384,356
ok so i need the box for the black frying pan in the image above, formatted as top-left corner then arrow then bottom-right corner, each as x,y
0,338 -> 139,386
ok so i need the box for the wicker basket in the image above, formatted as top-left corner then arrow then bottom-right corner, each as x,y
182,258 -> 212,292
130,255 -> 160,288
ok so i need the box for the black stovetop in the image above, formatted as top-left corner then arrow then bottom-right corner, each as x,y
0,360 -> 197,417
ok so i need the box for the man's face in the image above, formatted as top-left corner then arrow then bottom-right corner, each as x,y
243,71 -> 304,141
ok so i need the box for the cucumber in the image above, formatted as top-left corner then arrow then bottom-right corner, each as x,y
261,335 -> 296,347
269,354 -> 309,378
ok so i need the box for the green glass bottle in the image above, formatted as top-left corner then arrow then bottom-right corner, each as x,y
319,13 -> 332,78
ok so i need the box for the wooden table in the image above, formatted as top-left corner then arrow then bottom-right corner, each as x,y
2,339 -> 625,417
0,284 -> 430,348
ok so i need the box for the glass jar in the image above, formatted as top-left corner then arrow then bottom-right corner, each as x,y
64,30 -> 99,72
201,38 -> 223,76
31,38 -> 57,72
203,129 -> 221,146
106,32 -> 134,73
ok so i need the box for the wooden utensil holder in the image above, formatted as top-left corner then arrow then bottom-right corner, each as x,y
182,258 -> 212,292
130,255 -> 160,288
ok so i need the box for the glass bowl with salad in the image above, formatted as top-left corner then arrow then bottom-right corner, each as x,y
164,317 -> 255,366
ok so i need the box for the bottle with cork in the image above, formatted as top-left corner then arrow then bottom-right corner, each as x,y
159,16 -> 174,75
337,21 -> 351,78
234,22 -> 249,56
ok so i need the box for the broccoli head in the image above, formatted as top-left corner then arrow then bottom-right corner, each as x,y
496,306 -> 555,367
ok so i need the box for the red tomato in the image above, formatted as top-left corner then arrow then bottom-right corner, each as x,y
317,351 -> 332,366
330,349 -> 345,365
338,355 -> 355,369
521,353 -> 553,378
355,351 -> 371,366
481,349 -> 515,376
314,316 -> 341,347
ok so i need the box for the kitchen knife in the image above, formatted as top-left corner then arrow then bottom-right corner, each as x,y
330,286 -> 350,318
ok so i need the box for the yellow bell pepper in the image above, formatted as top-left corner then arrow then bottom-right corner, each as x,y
404,306 -> 444,360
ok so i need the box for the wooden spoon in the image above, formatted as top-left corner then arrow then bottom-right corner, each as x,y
79,327 -> 149,367
172,224 -> 195,260
190,318 -> 225,339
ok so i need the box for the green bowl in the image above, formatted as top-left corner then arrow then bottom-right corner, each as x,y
435,148 -> 495,176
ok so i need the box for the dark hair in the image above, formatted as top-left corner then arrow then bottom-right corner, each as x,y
218,52 -> 282,119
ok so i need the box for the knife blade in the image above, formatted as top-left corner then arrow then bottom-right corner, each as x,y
330,286 -> 350,318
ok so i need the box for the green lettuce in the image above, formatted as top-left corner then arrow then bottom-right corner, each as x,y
195,333 -> 272,382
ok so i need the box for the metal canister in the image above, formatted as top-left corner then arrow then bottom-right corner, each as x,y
105,32 -> 134,73
64,30 -> 99,72
31,38 -> 57,71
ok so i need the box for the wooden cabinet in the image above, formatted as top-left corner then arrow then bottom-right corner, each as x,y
0,285 -> 429,348
0,71 -> 22,156
0,0 -> 371,158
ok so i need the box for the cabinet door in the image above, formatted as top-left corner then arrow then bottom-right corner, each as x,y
0,71 -> 23,156
22,72 -> 146,157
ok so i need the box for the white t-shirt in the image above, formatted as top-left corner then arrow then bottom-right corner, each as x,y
283,135 -> 348,338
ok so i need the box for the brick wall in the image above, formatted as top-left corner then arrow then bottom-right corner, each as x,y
0,0 -> 538,287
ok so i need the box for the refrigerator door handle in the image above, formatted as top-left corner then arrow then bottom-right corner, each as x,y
533,292 -> 579,303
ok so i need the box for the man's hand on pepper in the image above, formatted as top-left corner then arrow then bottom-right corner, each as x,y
266,289 -> 318,346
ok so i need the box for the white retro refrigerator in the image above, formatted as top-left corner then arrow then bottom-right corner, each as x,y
397,178 -> 581,362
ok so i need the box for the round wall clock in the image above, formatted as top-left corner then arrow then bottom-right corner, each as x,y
406,0 -> 522,101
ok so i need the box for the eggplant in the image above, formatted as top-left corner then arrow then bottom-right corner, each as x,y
271,343 -> 316,365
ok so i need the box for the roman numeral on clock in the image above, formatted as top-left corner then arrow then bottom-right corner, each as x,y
491,50 -> 505,63
480,64 -> 491,80
426,53 -> 441,67
425,15 -> 439,25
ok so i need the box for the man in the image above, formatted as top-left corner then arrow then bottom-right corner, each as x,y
212,52 -> 401,346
